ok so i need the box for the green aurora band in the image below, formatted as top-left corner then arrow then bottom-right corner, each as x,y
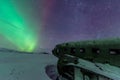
0,0 -> 38,52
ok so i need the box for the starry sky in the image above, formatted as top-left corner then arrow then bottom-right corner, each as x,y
42,0 -> 120,51
0,0 -> 120,52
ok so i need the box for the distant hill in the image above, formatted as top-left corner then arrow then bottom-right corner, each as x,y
0,48 -> 49,54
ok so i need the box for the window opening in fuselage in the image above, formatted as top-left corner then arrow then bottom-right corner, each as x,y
71,47 -> 76,53
80,48 -> 85,53
92,48 -> 100,54
109,49 -> 120,55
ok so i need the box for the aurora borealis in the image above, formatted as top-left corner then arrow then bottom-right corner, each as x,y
0,0 -> 38,52
1,0 -> 120,52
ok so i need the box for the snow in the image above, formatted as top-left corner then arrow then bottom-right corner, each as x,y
1,49 -> 120,80
0,51 -> 58,80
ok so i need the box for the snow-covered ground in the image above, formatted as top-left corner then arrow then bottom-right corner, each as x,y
0,50 -> 58,80
1,49 -> 120,80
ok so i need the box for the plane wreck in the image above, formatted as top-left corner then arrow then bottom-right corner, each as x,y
52,38 -> 120,80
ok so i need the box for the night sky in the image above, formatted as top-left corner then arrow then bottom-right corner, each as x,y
0,0 -> 120,52
42,0 -> 120,51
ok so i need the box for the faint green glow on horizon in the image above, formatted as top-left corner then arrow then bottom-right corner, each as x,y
0,0 -> 38,52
